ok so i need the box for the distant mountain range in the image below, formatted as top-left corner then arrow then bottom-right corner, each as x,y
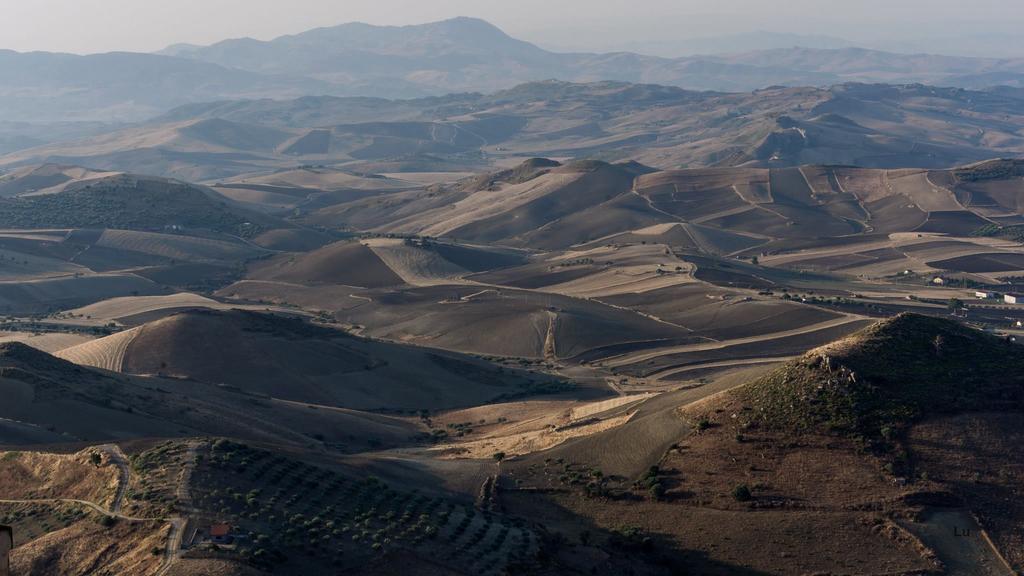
4,80 -> 1024,180
3,17 -> 1024,125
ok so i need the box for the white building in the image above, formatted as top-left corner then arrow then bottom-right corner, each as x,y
1005,294 -> 1023,305
975,291 -> 995,299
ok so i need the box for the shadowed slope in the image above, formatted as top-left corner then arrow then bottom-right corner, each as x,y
740,314 -> 1024,436
247,240 -> 405,288
0,341 -> 420,448
83,309 -> 564,411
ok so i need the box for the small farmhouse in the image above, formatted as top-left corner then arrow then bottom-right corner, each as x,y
210,523 -> 233,544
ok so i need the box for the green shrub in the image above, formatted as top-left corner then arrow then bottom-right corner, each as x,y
97,515 -> 118,527
732,484 -> 753,502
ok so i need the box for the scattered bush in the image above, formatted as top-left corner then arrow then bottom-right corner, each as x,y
732,484 -> 753,502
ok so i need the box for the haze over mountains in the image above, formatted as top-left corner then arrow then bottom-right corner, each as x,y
5,17 -> 1024,126
4,80 -> 1024,181
3,7 -> 1024,576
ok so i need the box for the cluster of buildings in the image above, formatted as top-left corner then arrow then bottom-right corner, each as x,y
975,291 -> 1024,305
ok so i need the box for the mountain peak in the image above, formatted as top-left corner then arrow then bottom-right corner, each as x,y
426,16 -> 511,36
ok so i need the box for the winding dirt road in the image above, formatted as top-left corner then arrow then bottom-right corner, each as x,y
600,315 -> 866,368
1,441 -> 203,576
156,441 -> 201,576
97,444 -> 130,513
0,497 -> 153,522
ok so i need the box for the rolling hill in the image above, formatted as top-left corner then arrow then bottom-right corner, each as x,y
9,80 -> 1024,180
0,340 -> 420,449
309,160 -> 642,247
667,314 -> 1024,571
0,168 -> 315,313
303,158 -> 1024,256
56,309 -> 568,411
246,240 -> 405,288
0,169 -> 292,238
739,313 -> 1024,435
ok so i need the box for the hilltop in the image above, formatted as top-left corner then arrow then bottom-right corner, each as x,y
740,314 -> 1024,436
489,316 -> 1024,575
0,171 -> 286,238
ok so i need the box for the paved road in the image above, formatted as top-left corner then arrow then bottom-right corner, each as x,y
901,509 -> 1016,576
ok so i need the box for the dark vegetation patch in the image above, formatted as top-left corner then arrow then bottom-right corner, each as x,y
425,242 -> 526,272
0,178 -> 272,238
465,158 -> 561,191
740,314 -> 1024,439
915,210 -> 991,236
926,252 -> 1024,273
953,159 -> 1024,182
190,440 -> 538,574
472,266 -> 601,290
134,262 -> 242,291
972,222 -> 1024,243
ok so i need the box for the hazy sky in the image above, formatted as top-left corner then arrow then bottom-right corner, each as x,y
3,0 -> 1023,56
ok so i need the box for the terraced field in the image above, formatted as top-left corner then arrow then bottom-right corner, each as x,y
67,293 -> 223,322
55,327 -> 142,371
365,239 -> 471,287
96,229 -> 261,263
